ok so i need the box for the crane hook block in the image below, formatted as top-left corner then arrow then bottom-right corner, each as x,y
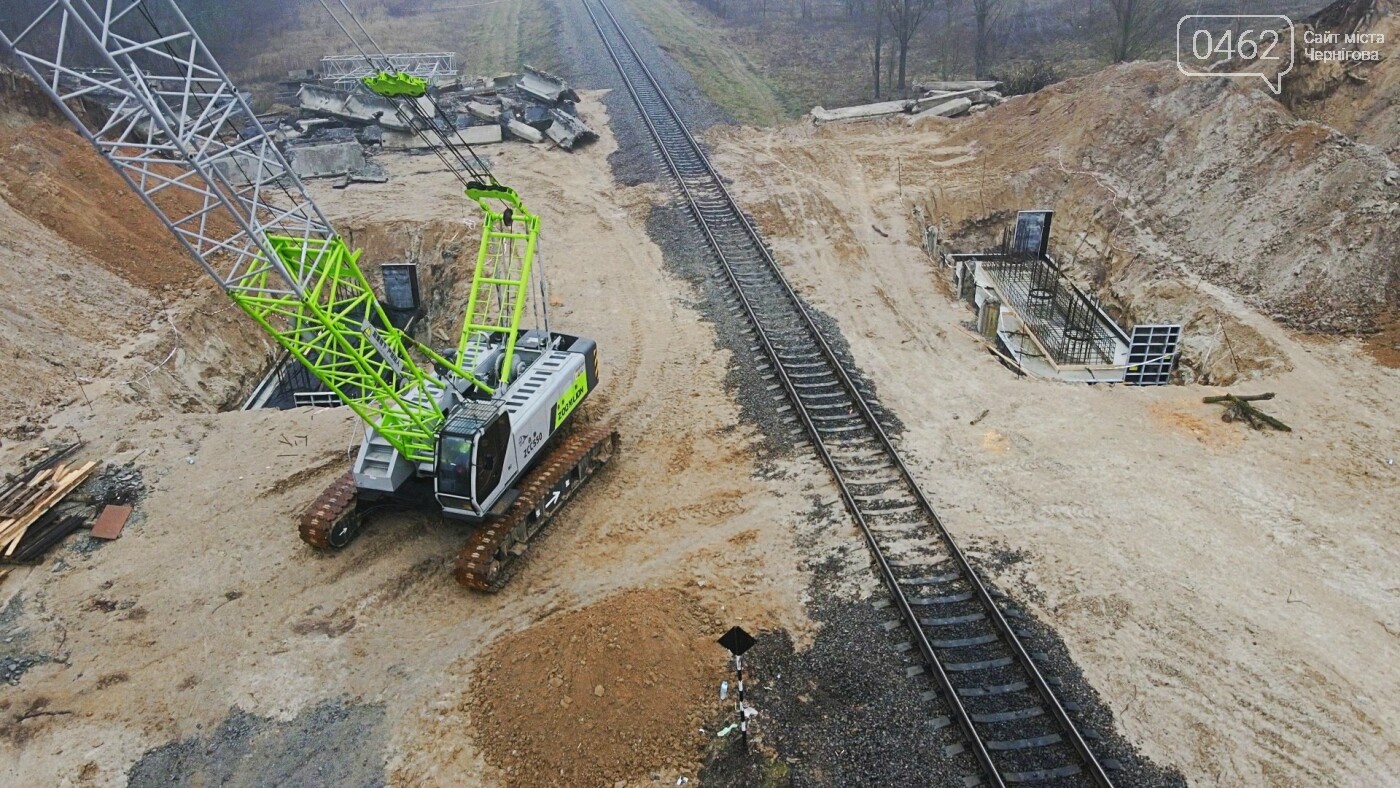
362,71 -> 428,98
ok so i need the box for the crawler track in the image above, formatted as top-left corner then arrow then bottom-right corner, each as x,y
455,426 -> 618,592
300,471 -> 359,549
583,1 -> 1114,785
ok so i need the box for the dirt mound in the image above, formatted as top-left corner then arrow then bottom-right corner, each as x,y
0,71 -> 196,291
1287,1 -> 1400,162
470,589 -> 727,785
946,62 -> 1399,335
0,72 -> 268,436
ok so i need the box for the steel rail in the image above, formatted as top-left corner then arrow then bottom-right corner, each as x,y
582,0 -> 1114,785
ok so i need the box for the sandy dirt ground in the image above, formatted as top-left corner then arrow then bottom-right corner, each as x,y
0,93 -> 853,786
706,81 -> 1400,783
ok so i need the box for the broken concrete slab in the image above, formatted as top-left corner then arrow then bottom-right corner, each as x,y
914,87 -> 997,106
287,141 -> 366,179
813,89 -> 991,124
209,150 -> 281,187
908,97 -> 974,122
466,101 -> 501,122
382,124 -> 502,150
505,117 -> 543,143
544,109 -> 596,150
519,65 -> 579,104
915,80 -> 1002,93
348,161 -> 388,184
356,125 -> 384,147
297,84 -> 411,131
810,99 -> 911,124
522,105 -> 552,130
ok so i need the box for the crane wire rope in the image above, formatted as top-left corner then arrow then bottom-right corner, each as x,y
315,0 -> 498,187
318,0 -> 555,358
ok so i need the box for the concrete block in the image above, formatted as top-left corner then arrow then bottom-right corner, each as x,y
210,149 -> 281,187
506,118 -> 544,143
383,124 -> 502,150
465,101 -> 501,122
544,109 -> 595,150
288,141 -> 366,179
518,65 -> 579,103
298,84 -> 411,131
908,98 -> 973,122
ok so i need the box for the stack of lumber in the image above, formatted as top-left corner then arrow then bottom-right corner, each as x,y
0,445 -> 99,560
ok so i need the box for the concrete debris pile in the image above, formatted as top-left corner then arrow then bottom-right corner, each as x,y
276,65 -> 597,184
810,80 -> 1004,125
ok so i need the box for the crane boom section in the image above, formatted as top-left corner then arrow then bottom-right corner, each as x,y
457,185 -> 541,387
0,0 -> 447,462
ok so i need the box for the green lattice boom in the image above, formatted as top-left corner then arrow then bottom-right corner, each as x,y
229,235 -> 445,463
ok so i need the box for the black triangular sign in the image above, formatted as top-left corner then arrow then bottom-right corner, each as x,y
717,625 -> 756,656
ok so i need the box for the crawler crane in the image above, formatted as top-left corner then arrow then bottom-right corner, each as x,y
0,0 -> 616,590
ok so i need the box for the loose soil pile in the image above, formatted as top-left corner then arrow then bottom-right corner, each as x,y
1287,0 -> 1400,164
470,588 -> 727,785
0,69 -> 267,438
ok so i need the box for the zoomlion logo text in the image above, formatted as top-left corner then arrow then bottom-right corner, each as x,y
554,371 -> 588,428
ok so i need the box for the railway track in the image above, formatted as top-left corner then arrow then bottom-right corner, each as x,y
582,0 -> 1116,785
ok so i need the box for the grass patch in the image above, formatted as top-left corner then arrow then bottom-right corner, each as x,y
623,0 -> 800,126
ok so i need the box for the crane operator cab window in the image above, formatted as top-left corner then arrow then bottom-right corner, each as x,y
437,409 -> 512,509
473,413 -> 511,504
438,435 -> 474,499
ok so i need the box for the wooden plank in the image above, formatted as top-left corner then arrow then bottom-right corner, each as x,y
0,476 -> 56,517
90,504 -> 133,540
1,461 -> 98,556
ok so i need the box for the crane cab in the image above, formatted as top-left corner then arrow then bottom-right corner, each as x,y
435,400 -> 518,520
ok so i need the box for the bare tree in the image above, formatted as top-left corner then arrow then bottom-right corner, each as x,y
936,0 -> 963,79
971,0 -> 1002,79
1104,0 -> 1178,62
871,9 -> 885,98
881,0 -> 935,93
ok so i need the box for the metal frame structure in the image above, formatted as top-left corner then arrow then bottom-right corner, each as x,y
1125,325 -> 1181,385
0,0 -> 452,462
980,252 -> 1120,367
456,186 -> 542,387
319,52 -> 455,90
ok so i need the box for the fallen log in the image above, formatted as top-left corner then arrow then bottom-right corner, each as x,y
1203,392 -> 1275,404
1204,393 -> 1291,432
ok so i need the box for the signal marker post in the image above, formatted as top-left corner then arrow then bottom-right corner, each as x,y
717,626 -> 757,749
